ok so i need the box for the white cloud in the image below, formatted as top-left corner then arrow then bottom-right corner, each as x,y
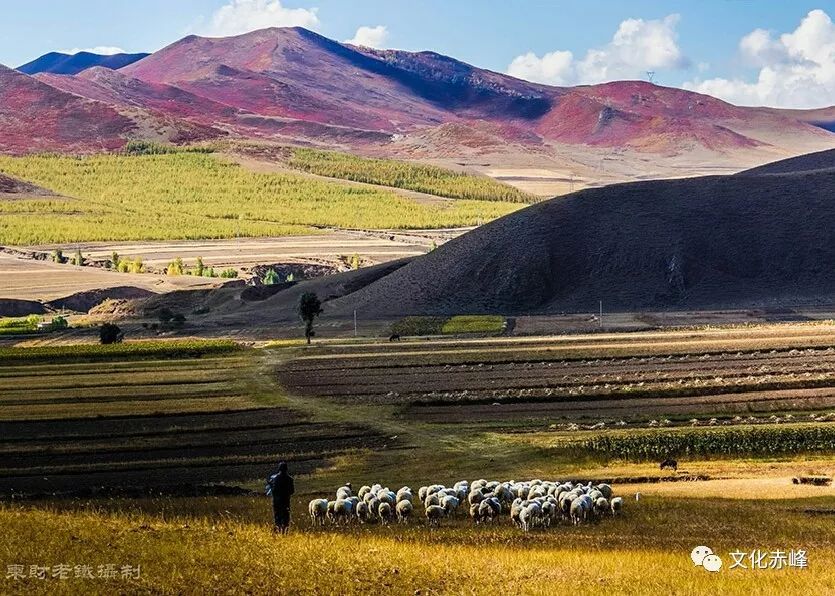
345,25 -> 389,49
684,9 -> 835,108
508,50 -> 574,86
507,14 -> 689,86
202,0 -> 320,37
59,46 -> 127,56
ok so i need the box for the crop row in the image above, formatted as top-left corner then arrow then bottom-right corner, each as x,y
0,339 -> 242,364
285,147 -> 537,203
570,424 -> 835,459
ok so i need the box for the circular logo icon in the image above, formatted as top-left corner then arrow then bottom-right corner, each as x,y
691,546 -> 713,566
702,554 -> 723,573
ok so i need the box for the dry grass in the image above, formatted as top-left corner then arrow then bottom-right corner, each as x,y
1,494 -> 833,595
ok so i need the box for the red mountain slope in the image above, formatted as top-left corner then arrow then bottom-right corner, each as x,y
0,64 -> 135,153
3,27 -> 834,160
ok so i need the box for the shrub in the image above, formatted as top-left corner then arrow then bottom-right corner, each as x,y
220,268 -> 238,279
99,323 -> 124,345
50,315 -> 68,330
70,249 -> 84,266
167,257 -> 185,276
193,256 -> 205,277
263,269 -> 280,285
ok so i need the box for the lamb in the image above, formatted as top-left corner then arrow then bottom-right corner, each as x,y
336,485 -> 352,500
610,497 -> 623,516
396,500 -> 413,524
308,499 -> 328,526
425,505 -> 446,526
357,485 -> 372,500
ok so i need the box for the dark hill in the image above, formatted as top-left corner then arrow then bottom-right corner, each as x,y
739,148 -> 835,175
18,51 -> 149,75
322,152 -> 835,316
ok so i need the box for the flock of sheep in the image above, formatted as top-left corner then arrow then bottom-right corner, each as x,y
308,479 -> 624,530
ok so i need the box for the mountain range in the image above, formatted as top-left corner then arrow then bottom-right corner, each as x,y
3,27 -> 835,186
18,51 -> 149,75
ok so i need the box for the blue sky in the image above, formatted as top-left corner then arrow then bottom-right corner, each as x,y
2,1 -> 834,108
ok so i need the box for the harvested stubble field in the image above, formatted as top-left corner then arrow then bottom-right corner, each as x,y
277,325 -> 835,425
3,328 -> 835,594
0,341 -> 390,496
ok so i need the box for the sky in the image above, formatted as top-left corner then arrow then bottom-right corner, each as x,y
1,0 -> 834,109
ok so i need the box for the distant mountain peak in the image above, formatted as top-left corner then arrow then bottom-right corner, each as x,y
17,51 -> 149,76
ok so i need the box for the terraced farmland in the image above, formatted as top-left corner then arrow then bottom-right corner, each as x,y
277,325 -> 835,425
0,342 -> 390,496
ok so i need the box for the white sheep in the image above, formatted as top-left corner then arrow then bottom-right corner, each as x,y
378,501 -> 393,525
570,497 -> 588,525
425,504 -> 446,526
519,502 -> 541,532
610,497 -> 623,516
594,497 -> 609,518
441,495 -> 460,516
308,498 -> 328,526
333,499 -> 354,525
355,500 -> 371,524
336,484 -> 352,500
396,500 -> 413,523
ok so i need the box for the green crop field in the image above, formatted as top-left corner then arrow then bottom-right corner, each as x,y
285,147 -> 538,203
0,153 -> 523,244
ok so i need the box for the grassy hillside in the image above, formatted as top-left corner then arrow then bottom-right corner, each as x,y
0,153 -> 522,244
285,147 -> 538,203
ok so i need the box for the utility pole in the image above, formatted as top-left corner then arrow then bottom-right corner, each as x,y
599,300 -> 603,329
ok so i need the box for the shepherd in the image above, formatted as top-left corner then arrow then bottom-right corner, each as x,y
266,461 -> 295,533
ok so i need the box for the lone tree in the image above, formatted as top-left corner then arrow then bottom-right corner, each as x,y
298,292 -> 323,344
99,323 -> 124,345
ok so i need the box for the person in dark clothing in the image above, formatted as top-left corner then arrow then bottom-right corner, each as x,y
268,461 -> 295,533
